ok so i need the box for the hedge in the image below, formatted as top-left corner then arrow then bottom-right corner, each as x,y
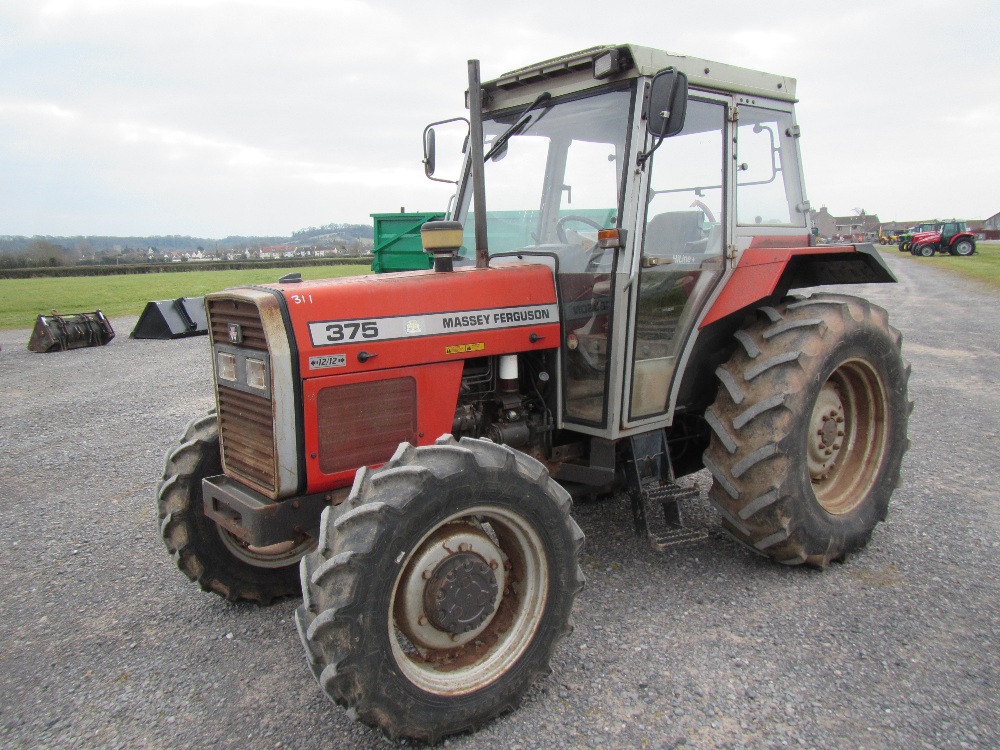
0,256 -> 371,279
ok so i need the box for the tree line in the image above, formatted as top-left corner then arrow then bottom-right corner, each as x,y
0,222 -> 374,268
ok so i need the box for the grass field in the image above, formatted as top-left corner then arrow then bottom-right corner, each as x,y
882,240 -> 1000,291
0,264 -> 369,329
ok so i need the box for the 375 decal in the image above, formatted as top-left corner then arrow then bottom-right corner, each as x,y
320,321 -> 379,343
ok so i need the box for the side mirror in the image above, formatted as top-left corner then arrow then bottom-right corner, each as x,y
647,68 -> 688,138
422,126 -> 436,178
421,117 -> 470,185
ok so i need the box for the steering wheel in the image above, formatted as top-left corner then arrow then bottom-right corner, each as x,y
556,214 -> 605,244
689,200 -> 717,224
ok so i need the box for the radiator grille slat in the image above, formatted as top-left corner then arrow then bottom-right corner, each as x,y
217,387 -> 276,490
317,379 -> 418,475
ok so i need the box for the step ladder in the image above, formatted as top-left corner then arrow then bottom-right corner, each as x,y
627,430 -> 708,551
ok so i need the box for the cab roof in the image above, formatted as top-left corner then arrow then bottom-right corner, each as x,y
483,44 -> 797,108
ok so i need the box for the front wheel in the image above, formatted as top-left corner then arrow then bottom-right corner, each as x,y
916,243 -> 936,257
157,413 -> 312,603
296,436 -> 585,743
702,294 -> 910,567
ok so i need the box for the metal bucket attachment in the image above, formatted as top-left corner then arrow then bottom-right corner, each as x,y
28,310 -> 115,353
130,296 -> 208,340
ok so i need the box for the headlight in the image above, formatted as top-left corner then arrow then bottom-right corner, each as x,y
246,357 -> 267,390
218,352 -> 237,381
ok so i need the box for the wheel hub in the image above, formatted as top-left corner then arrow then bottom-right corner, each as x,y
808,384 -> 845,482
423,552 -> 499,634
395,524 -> 507,650
807,359 -> 889,515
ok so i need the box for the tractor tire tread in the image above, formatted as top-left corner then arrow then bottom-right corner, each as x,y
157,412 -> 303,604
297,436 -> 584,743
703,293 -> 910,568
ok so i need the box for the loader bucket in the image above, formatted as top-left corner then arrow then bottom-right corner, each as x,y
27,310 -> 115,353
130,296 -> 208,339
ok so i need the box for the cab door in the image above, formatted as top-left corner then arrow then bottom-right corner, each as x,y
623,95 -> 731,425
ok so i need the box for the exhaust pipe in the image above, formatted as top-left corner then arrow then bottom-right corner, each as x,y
467,59 -> 489,269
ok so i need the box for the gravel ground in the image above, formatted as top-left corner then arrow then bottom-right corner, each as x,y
1,250 -> 997,750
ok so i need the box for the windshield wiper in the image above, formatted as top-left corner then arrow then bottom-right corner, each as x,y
483,92 -> 551,162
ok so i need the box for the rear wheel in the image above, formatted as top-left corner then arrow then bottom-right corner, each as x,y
157,413 -> 312,603
951,239 -> 975,256
296,436 -> 585,743
702,294 -> 910,567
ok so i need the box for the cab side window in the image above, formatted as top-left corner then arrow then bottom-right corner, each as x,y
736,106 -> 804,227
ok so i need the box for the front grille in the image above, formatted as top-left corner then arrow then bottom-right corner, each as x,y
317,378 -> 417,475
207,298 -> 268,351
217,387 -> 276,491
208,298 -> 277,494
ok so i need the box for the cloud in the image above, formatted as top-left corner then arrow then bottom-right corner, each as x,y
0,100 -> 79,121
116,121 -> 284,167
943,106 -> 1000,129
1,0 -> 997,235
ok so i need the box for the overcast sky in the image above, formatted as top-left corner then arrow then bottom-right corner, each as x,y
1,0 -> 996,238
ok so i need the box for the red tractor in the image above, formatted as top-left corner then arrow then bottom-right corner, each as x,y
158,45 -> 910,743
910,220 -> 976,257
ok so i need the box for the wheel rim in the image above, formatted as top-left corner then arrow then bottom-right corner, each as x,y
216,527 -> 313,568
390,505 -> 548,695
955,241 -> 972,255
807,359 -> 889,515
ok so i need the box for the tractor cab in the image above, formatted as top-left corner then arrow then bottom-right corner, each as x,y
426,45 -> 810,438
940,220 -> 969,244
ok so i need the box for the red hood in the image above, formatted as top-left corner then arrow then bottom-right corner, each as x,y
261,264 -> 562,378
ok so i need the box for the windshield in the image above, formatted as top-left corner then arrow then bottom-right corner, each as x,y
456,87 -> 633,261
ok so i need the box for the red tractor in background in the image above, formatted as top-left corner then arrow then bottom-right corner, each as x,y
157,44 -> 911,743
910,220 -> 976,257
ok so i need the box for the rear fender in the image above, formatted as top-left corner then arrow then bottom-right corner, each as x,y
700,243 -> 895,328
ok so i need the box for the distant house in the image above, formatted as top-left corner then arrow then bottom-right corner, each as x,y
879,220 -> 925,233
809,207 -> 880,240
975,210 -> 1000,239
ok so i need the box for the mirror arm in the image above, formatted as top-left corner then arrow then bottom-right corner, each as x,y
637,133 -> 665,169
